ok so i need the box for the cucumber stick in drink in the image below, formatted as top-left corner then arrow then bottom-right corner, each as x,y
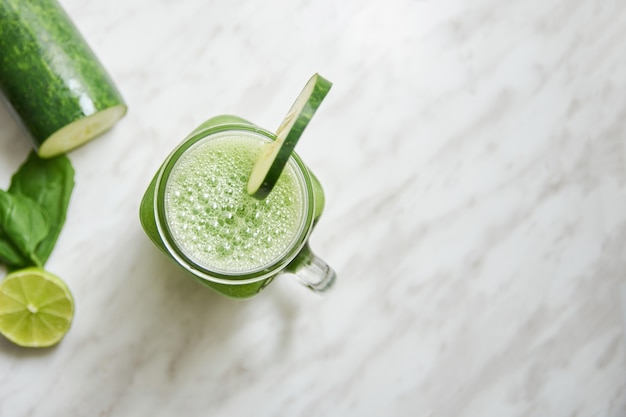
247,73 -> 332,199
0,0 -> 126,157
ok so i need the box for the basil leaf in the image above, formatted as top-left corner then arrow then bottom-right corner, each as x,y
0,229 -> 29,267
8,151 -> 75,265
0,190 -> 49,267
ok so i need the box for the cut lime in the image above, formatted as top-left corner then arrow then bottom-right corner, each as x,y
247,73 -> 332,199
0,267 -> 74,347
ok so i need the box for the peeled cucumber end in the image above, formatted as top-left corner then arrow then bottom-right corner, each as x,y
37,105 -> 127,158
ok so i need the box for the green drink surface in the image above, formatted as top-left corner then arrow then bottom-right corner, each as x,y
164,133 -> 306,273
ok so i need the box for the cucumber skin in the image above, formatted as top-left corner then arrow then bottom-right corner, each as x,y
0,0 -> 126,152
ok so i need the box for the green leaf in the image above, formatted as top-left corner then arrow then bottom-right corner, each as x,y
0,229 -> 29,267
8,151 -> 75,265
0,190 -> 49,267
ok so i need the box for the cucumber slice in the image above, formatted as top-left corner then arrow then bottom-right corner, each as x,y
247,73 -> 332,199
0,0 -> 127,158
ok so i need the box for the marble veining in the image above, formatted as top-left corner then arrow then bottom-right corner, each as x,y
0,0 -> 625,416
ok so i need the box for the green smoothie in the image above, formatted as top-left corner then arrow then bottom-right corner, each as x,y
163,133 -> 306,274
140,115 -> 334,298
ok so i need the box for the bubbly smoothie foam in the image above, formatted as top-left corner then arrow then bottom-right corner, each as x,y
164,133 -> 306,273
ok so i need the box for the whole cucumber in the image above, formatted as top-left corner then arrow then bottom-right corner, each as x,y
0,0 -> 127,157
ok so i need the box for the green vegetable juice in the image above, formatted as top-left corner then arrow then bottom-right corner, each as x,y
140,116 -> 333,298
163,133 -> 307,274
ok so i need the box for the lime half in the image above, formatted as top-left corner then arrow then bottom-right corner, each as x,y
247,73 -> 332,199
0,268 -> 74,347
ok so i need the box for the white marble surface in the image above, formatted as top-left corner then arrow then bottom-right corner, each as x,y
1,0 -> 625,415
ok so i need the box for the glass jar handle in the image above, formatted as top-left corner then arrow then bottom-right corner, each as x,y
285,244 -> 336,293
